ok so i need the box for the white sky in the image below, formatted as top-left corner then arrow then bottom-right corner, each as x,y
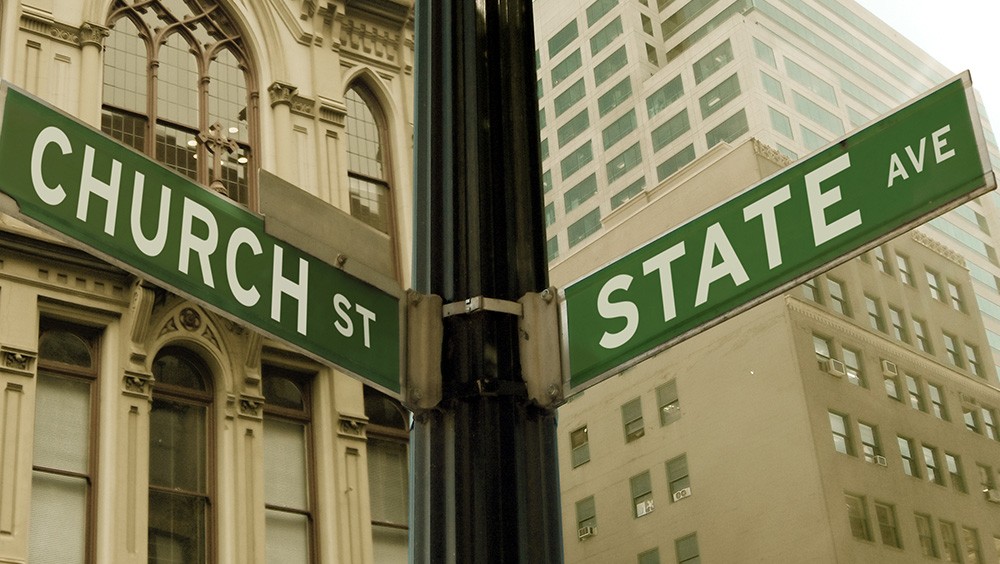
855,0 -> 1000,127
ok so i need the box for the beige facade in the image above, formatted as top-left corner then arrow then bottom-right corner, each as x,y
0,1 -> 414,563
553,140 -> 1000,563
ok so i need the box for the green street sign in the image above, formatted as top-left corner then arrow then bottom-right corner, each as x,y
0,83 -> 402,395
563,73 -> 995,392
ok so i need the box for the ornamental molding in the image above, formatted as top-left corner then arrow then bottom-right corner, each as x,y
79,22 -> 110,48
0,346 -> 36,377
340,18 -> 402,69
318,96 -> 347,126
268,81 -> 299,107
122,370 -> 153,399
911,231 -> 966,267
238,394 -> 265,420
20,9 -> 81,46
338,415 -> 367,438
751,138 -> 792,168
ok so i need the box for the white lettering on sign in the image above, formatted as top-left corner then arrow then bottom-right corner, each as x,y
79,145 -> 121,235
31,126 -> 70,205
743,185 -> 791,269
695,223 -> 749,307
597,274 -> 639,349
131,174 -> 172,257
806,154 -> 859,246
887,125 -> 957,188
272,245 -> 309,335
227,226 -> 262,307
179,197 -> 219,288
333,293 -> 378,348
642,242 -> 686,324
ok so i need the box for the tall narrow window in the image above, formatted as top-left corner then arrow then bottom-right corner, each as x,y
675,533 -> 700,563
29,322 -> 99,564
913,318 -> 932,352
898,436 -> 918,477
947,280 -> 965,311
263,366 -> 314,563
858,422 -> 880,463
943,333 -> 962,367
962,527 -> 982,564
906,375 -> 925,412
656,380 -> 681,425
576,495 -> 597,531
843,348 -> 865,387
630,471 -> 653,517
873,246 -> 891,273
896,254 -> 913,285
103,1 -> 255,205
827,278 -> 849,315
865,295 -> 885,332
923,444 -> 943,485
945,453 -> 966,493
638,547 -> 660,564
666,455 -> 691,500
915,513 -> 938,558
570,426 -> 590,467
889,306 -> 908,342
622,398 -> 644,442
926,270 -> 943,300
845,494 -> 872,541
346,85 -> 393,234
874,502 -> 901,547
928,383 -> 948,420
149,347 -> 213,564
365,388 -> 410,563
940,521 -> 961,562
829,412 -> 853,455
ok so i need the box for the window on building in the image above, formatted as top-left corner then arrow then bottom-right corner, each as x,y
551,49 -> 583,88
784,57 -> 837,104
364,387 -> 410,562
594,45 -> 627,85
611,177 -> 646,209
792,91 -> 844,136
641,14 -> 654,35
568,208 -> 602,248
590,16 -> 623,55
843,347 -> 864,387
630,471 -> 653,517
554,79 -> 586,117
940,521 -> 961,562
598,77 -> 633,117
915,513 -> 939,558
947,281 -> 965,311
547,236 -> 559,262
602,110 -> 638,149
557,109 -> 591,147
928,383 -> 948,420
923,445 -> 944,485
865,295 -> 885,332
858,422 -> 880,463
651,109 -> 691,151
149,347 -> 213,564
263,366 -> 315,564
346,85 -> 395,234
622,398 -> 645,442
884,369 -> 901,402
571,426 -> 590,467
675,532 -> 700,564
655,144 -> 696,181
102,0 -> 256,205
874,502 -> 901,548
606,143 -> 643,184
646,75 -> 684,118
576,496 -> 596,530
803,278 -> 822,303
889,306 -> 908,342
560,141 -> 594,180
945,453 -> 966,493
898,436 -> 919,477
548,19 -> 579,58
646,43 -> 659,65
692,39 -> 733,84
769,107 -> 793,139
944,333 -> 963,367
977,464 -> 996,496
29,322 -> 99,564
966,344 -> 983,377
586,0 -> 616,25
564,174 -> 598,213
873,246 -> 891,273
800,125 -> 827,151
753,38 -> 776,67
927,270 -> 943,300
962,527 -> 982,564
827,278 -> 849,315
913,318 -> 932,353
699,74 -> 740,119
666,455 -> 690,500
964,406 -> 981,434
760,71 -> 784,102
544,203 -> 556,227
705,109 -> 749,149
829,412 -> 853,455
896,254 -> 914,285
906,375 -> 925,412
982,407 -> 998,440
656,380 -> 681,425
637,547 -> 660,564
845,494 -> 872,541
813,334 -> 831,364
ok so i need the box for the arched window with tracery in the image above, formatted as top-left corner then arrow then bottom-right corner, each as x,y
345,84 -> 393,234
149,347 -> 213,564
364,386 -> 408,563
102,0 -> 257,206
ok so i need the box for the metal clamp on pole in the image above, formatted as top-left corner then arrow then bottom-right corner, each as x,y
518,287 -> 564,408
404,290 -> 443,411
441,295 -> 523,318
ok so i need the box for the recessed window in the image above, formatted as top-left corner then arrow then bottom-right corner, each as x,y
845,494 -> 872,541
940,521 -> 961,562
873,246 -> 891,273
898,436 -> 919,477
364,387 -> 410,560
928,383 -> 948,420
576,495 -> 596,530
843,347 -> 865,388
675,532 -> 700,564
829,412 -> 852,455
945,453 -> 966,493
913,318 -> 932,353
889,306 -> 908,342
346,85 -> 394,234
656,380 -> 681,426
666,455 -> 690,501
827,278 -> 848,313
926,270 -> 943,300
865,295 -> 885,333
622,398 -> 645,442
571,426 -> 591,467
896,254 -> 914,285
858,422 -> 880,463
915,513 -> 938,558
922,444 -> 943,485
874,502 -> 901,547
943,333 -> 962,367
630,471 -> 653,517
905,375 -> 925,412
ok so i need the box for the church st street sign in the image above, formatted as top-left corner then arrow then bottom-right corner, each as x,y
0,83 -> 402,395
562,72 -> 995,393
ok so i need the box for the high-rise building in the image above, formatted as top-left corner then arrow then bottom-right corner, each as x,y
0,1 -> 414,562
535,1 -> 1000,562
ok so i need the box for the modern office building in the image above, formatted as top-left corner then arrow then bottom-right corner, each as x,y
0,1 -> 413,563
550,139 -> 1000,563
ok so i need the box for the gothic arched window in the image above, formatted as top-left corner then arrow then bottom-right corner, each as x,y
345,84 -> 393,234
102,0 -> 257,206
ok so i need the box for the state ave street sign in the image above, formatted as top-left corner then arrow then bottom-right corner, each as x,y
0,83 -> 402,395
562,72 -> 996,393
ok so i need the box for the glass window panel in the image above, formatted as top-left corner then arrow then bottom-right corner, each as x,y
346,88 -> 385,180
149,399 -> 207,492
753,38 -> 776,67
156,33 -> 199,126
785,57 -> 837,105
565,174 -> 598,213
154,123 -> 198,181
28,471 -> 87,564
845,494 -> 871,540
554,79 -> 587,117
594,46 -> 627,86
769,107 -> 793,139
705,109 -> 748,148
691,39 -> 733,84
568,208 -> 601,247
576,495 -> 597,527
32,373 -> 90,472
598,77 -> 632,116
606,143 -> 642,183
646,75 -> 683,118
611,177 -> 646,209
103,18 -> 148,113
152,352 -> 207,390
557,110 -> 591,147
656,144 -> 696,182
368,438 -> 409,526
651,109 -> 690,151
586,0 -> 617,25
551,49 -> 583,87
792,92 -> 844,136
208,49 -> 249,144
760,71 -> 784,102
560,141 -> 593,180
548,20 -> 579,58
102,110 -> 147,152
663,0 -> 722,43
699,74 -> 740,119
264,418 -> 309,509
638,548 -> 660,564
602,109 -> 637,149
801,125 -> 828,151
349,176 -> 390,233
372,525 -> 408,564
675,533 -> 700,563
590,17 -> 623,55
547,236 -> 559,262
265,510 -> 310,564
148,490 -> 207,564
38,330 -> 92,367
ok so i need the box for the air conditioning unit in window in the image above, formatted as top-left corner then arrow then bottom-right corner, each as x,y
672,487 -> 692,502
874,455 -> 888,467
577,526 -> 596,539
822,358 -> 846,377
881,359 -> 898,377
636,500 -> 654,517
986,489 -> 1000,503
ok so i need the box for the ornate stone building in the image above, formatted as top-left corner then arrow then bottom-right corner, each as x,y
0,1 -> 414,562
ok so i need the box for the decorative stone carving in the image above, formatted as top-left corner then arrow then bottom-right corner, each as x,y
338,415 -> 367,438
122,370 -> 153,398
751,138 -> 792,168
238,395 -> 265,419
179,307 -> 202,332
0,346 -> 37,377
318,97 -> 347,126
268,81 -> 299,107
79,22 -> 110,48
912,231 -> 966,266
340,18 -> 401,68
20,11 -> 81,46
158,317 -> 179,339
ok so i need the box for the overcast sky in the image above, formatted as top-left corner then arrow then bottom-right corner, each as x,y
855,0 -> 1000,127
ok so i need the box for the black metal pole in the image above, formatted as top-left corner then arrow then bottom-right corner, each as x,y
411,0 -> 563,561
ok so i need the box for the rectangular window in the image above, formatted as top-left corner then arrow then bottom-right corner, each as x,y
641,14 -> 653,35
964,406 -> 981,434
977,463 -> 996,493
966,344 -> 983,377
656,380 -> 680,426
948,280 -> 965,311
829,411 -> 852,455
539,108 -> 546,129
698,74 -> 740,119
598,77 -> 632,116
705,109 -> 748,148
576,496 -> 596,529
784,57 -> 837,104
557,109 -> 590,147
666,455 -> 690,501
622,397 -> 644,441
843,347 -> 864,387
803,278 -> 821,303
800,125 -> 827,151
896,254 -> 913,285
962,527 -> 982,564
645,43 -> 658,66
570,426 -> 590,467
926,269 -> 943,300
586,0 -> 617,25
923,444 -> 943,485
646,75 -> 683,118
675,532 -> 700,564
845,494 -> 872,541
760,71 -> 784,102
906,375 -> 925,412
548,20 -> 579,58
915,513 -> 938,558
656,144 -> 696,182
602,109 -> 638,149
564,174 -> 597,213
554,79 -> 586,117
873,246 -> 890,273
544,203 -> 555,227
540,138 -> 549,161
943,333 -> 962,367
611,177 -> 646,209
638,547 -> 660,564
848,107 -> 869,128
551,49 -> 583,88
793,91 -> 844,135
753,38 -> 776,67
560,141 -> 593,180
692,39 -> 733,84
865,295 -> 885,332
889,306 -> 908,342
874,502 -> 901,548
940,521 -> 961,562
590,16 -> 623,55
884,370 -> 901,401
568,208 -> 601,248
858,422 -> 880,463
769,107 -> 793,139
898,436 -> 918,477
928,383 -> 947,420
630,471 -> 653,517
546,236 -> 558,262
594,45 -> 627,86
651,109 -> 691,151
913,318 -> 931,352
982,407 -> 998,440
945,453 -> 966,493
606,143 -> 642,184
